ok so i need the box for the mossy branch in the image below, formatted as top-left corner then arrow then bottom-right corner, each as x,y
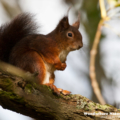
0,62 -> 120,120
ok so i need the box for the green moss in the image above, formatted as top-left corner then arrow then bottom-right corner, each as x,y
0,90 -> 24,104
84,107 -> 89,111
89,102 -> 96,107
105,104 -> 115,107
65,95 -> 71,99
2,78 -> 13,91
40,85 -> 51,92
24,84 -> 33,94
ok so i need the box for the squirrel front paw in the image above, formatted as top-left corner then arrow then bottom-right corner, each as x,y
60,63 -> 66,70
54,63 -> 66,70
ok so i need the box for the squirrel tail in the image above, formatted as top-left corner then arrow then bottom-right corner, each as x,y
0,13 -> 37,62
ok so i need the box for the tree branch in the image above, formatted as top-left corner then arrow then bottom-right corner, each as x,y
0,62 -> 120,120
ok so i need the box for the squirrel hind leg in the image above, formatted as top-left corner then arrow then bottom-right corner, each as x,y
44,83 -> 61,95
45,75 -> 71,95
44,83 -> 71,95
10,51 -> 46,84
26,51 -> 47,84
44,74 -> 61,95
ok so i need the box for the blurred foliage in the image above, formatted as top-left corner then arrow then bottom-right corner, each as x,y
81,0 -> 100,47
107,0 -> 120,7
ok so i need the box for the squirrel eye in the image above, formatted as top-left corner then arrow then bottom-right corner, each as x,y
68,33 -> 72,37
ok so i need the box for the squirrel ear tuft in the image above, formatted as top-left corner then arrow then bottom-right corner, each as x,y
56,16 -> 69,32
72,12 -> 80,29
72,21 -> 80,29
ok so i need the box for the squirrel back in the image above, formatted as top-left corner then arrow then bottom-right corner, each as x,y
0,13 -> 37,62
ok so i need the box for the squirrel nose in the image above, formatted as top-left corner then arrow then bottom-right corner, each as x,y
81,41 -> 83,47
77,45 -> 82,49
80,42 -> 83,48
78,42 -> 83,49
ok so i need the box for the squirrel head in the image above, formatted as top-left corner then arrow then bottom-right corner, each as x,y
55,13 -> 83,52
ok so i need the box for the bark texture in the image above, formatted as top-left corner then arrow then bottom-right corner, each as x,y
0,62 -> 120,120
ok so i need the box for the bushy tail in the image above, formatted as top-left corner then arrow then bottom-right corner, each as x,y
0,13 -> 37,62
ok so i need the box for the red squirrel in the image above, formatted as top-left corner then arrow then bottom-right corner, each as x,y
0,12 -> 83,95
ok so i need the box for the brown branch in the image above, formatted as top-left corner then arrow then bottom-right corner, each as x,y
89,0 -> 114,105
90,19 -> 106,105
89,0 -> 107,105
0,66 -> 120,120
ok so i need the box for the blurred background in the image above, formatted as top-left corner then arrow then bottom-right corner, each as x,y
0,0 -> 120,120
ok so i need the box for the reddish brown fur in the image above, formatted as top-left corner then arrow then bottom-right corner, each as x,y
0,13 -> 83,95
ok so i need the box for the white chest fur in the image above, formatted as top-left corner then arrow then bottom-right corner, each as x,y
59,50 -> 69,63
43,62 -> 54,84
43,71 -> 50,84
43,50 -> 69,84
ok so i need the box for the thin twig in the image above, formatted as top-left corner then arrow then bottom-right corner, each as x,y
99,0 -> 107,18
103,23 -> 120,37
89,0 -> 107,105
90,19 -> 106,104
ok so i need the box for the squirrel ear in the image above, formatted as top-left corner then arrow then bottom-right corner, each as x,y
56,16 -> 69,32
72,12 -> 80,29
